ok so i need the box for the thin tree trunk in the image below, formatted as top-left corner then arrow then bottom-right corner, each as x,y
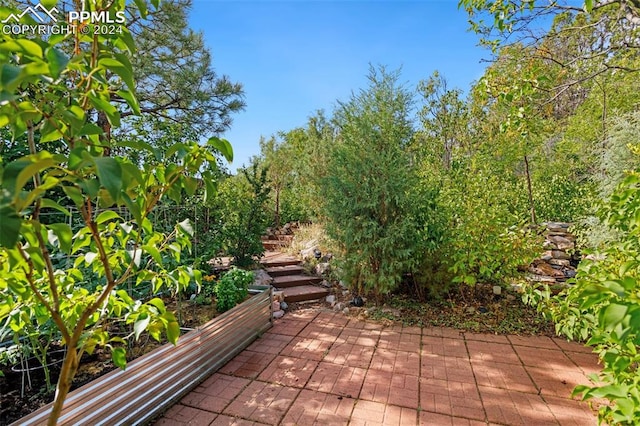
524,155 -> 536,224
275,186 -> 280,228
48,346 -> 80,425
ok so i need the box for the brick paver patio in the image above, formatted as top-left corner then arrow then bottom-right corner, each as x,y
153,308 -> 601,425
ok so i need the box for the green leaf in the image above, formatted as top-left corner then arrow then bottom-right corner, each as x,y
99,57 -> 135,90
78,123 -> 103,136
207,137 -> 233,162
47,223 -> 73,253
87,94 -> 121,127
46,47 -> 69,78
93,157 -> 123,201
164,313 -> 180,345
134,0 -> 148,18
62,185 -> 84,206
14,39 -> 43,58
112,346 -> 127,369
4,156 -> 56,196
601,303 -> 628,330
116,289 -> 134,305
0,205 -> 21,247
177,219 -> 194,236
584,0 -> 593,13
95,210 -> 121,224
133,314 -> 150,340
116,89 -> 140,115
1,64 -> 21,91
143,244 -> 162,264
147,298 -> 166,313
40,198 -> 71,216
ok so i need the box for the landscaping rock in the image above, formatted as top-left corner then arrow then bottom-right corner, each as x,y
342,307 -> 350,315
320,252 -> 333,262
326,295 -> 336,304
315,262 -> 330,275
552,250 -> 571,260
253,269 -> 273,286
300,245 -> 319,260
351,296 -> 364,307
492,285 -> 502,295
549,258 -> 570,267
549,235 -> 574,250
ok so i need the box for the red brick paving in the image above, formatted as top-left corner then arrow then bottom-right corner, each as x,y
153,307 -> 601,425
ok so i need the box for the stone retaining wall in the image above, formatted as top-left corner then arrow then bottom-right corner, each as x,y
528,222 -> 579,285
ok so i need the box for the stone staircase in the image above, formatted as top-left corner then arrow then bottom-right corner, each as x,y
260,234 -> 293,251
260,251 -> 329,303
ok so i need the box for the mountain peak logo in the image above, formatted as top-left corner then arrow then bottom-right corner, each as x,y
2,4 -> 60,24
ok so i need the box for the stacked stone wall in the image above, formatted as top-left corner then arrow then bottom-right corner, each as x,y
528,222 -> 579,285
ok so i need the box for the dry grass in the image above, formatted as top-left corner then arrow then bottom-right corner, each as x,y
285,223 -> 337,258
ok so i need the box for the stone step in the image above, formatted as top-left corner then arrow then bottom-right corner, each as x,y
281,285 -> 329,303
260,252 -> 301,268
262,235 -> 294,242
262,240 -> 288,250
265,265 -> 305,277
272,274 -> 322,288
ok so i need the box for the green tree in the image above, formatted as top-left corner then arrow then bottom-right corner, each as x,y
214,164 -> 270,267
460,0 -> 639,75
258,135 -> 293,227
123,0 -> 246,136
415,71 -> 470,169
321,66 -> 423,298
0,1 -> 233,422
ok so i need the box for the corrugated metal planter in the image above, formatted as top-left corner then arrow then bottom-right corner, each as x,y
13,286 -> 272,426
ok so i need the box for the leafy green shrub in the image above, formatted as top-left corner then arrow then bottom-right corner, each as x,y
214,165 -> 270,267
215,268 -> 253,312
442,166 -> 541,286
533,173 -> 593,223
526,168 -> 640,424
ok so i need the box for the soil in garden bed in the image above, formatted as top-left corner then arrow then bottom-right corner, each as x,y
0,298 -> 222,425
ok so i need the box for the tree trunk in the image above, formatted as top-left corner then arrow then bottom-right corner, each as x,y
524,155 -> 537,224
48,346 -> 80,426
274,186 -> 280,228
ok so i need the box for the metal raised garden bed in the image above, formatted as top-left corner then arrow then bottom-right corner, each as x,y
12,285 -> 272,426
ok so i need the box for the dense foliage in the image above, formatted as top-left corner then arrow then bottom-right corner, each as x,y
0,0 -> 240,422
214,268 -> 253,313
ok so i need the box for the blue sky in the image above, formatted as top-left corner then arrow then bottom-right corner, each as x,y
190,1 -> 488,171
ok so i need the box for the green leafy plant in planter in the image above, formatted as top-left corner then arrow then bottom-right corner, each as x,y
215,268 -> 253,313
0,0 -> 233,423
